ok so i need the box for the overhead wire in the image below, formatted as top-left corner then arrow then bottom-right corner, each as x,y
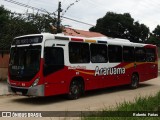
2,0 -> 122,36
61,0 -> 81,17
3,0 -> 129,37
2,0 -> 95,27
3,0 -> 52,13
25,0 -> 31,13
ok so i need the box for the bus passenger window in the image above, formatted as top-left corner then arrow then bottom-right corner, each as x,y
90,44 -> 108,63
123,46 -> 134,62
43,47 -> 64,76
69,42 -> 90,64
146,48 -> 156,62
108,45 -> 122,63
135,47 -> 146,62
44,47 -> 64,66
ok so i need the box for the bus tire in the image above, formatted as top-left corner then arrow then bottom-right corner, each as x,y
130,73 -> 139,89
68,80 -> 82,100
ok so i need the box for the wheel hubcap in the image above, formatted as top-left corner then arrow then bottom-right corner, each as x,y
71,85 -> 79,94
132,75 -> 138,87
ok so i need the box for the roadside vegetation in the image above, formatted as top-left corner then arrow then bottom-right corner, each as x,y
84,91 -> 160,120
1,5 -> 160,51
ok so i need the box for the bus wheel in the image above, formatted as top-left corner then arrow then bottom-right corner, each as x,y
68,80 -> 82,100
130,74 -> 139,89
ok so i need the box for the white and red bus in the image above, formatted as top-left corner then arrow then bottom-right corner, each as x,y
8,33 -> 158,99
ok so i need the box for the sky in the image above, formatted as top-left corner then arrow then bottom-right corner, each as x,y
1,0 -> 160,32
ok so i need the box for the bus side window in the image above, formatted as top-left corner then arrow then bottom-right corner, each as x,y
108,45 -> 122,63
44,47 -> 64,65
90,43 -> 108,63
43,47 -> 64,76
146,48 -> 156,62
123,46 -> 135,62
135,47 -> 146,62
69,42 -> 90,64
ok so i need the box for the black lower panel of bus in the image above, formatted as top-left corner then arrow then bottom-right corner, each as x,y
11,87 -> 28,95
10,74 -> 35,82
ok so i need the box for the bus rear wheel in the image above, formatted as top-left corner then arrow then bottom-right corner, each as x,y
68,80 -> 82,100
130,73 -> 139,89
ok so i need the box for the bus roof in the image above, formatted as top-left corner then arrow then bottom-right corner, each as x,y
14,33 -> 156,47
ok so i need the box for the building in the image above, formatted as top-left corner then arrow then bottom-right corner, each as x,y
63,27 -> 106,38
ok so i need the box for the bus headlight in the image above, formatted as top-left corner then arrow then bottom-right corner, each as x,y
31,77 -> 40,87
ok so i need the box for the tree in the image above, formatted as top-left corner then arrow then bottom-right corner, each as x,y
147,25 -> 160,47
0,5 -> 10,50
4,15 -> 40,49
90,12 -> 150,43
0,5 -> 56,50
153,25 -> 160,37
27,13 -> 56,33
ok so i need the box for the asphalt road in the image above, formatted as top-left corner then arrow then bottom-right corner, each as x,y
0,77 -> 159,110
0,76 -> 159,120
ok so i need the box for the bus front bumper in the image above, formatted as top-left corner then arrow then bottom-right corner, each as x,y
8,84 -> 44,96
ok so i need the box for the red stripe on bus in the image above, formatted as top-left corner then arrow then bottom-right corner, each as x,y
71,38 -> 84,42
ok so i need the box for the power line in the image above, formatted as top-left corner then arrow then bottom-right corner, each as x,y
3,0 -> 47,13
2,0 -> 95,27
25,0 -> 31,12
62,16 -> 94,26
2,0 -> 123,33
61,0 -> 81,17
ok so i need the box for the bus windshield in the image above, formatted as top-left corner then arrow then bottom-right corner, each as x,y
9,45 -> 41,81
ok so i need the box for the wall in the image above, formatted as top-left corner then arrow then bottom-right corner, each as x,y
0,54 -> 9,80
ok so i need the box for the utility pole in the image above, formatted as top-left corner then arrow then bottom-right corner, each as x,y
57,1 -> 62,33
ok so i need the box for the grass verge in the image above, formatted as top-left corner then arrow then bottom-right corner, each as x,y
83,91 -> 160,120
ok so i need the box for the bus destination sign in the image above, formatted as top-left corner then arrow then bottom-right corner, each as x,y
12,36 -> 43,45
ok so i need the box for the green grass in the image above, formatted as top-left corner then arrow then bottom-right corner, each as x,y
83,91 -> 160,120
116,94 -> 160,111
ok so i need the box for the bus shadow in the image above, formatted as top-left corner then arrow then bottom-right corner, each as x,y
11,94 -> 68,105
11,83 -> 153,105
82,83 -> 152,98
